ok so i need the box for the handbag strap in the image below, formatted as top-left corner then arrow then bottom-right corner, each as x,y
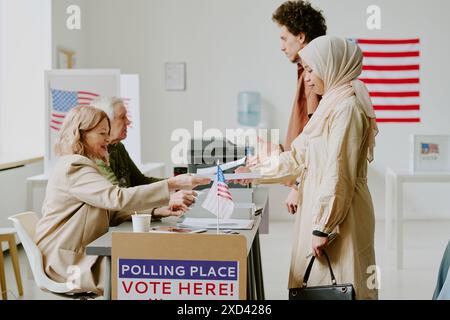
302,250 -> 337,287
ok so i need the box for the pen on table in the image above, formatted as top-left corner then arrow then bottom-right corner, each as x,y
223,230 -> 240,234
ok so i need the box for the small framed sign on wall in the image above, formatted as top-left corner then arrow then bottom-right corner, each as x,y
165,62 -> 186,91
410,134 -> 450,173
57,48 -> 76,69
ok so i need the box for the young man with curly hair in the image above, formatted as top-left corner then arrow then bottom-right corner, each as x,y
272,0 -> 327,150
273,1 -> 327,215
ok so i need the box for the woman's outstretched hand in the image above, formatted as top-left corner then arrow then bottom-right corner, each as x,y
247,137 -> 282,167
233,166 -> 253,186
169,190 -> 197,209
168,174 -> 211,191
153,205 -> 187,218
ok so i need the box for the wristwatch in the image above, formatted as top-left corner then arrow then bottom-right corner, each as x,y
312,230 -> 329,237
150,208 -> 162,221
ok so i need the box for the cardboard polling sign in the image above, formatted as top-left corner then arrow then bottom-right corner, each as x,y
112,233 -> 247,300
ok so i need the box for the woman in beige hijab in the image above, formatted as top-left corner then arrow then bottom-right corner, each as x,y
238,36 -> 379,299
35,106 -> 209,296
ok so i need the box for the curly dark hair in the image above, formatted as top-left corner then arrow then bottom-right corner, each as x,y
272,0 -> 327,42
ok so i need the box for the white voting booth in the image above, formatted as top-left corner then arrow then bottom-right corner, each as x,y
26,69 -> 165,214
120,74 -> 141,167
44,69 -> 120,174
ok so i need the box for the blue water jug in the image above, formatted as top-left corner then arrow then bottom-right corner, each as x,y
237,91 -> 261,127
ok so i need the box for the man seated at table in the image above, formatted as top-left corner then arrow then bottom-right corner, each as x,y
91,97 -> 191,219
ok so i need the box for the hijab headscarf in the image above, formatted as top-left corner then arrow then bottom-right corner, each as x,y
299,36 -> 378,162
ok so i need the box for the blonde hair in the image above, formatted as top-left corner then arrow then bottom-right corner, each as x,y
54,105 -> 110,158
90,96 -> 124,120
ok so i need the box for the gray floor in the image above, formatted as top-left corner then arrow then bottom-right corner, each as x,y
1,220 -> 449,300
259,220 -> 450,300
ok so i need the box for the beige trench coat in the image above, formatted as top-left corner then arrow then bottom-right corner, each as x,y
254,96 -> 378,299
35,155 -> 170,295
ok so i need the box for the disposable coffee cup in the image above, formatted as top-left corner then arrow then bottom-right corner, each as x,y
131,214 -> 151,232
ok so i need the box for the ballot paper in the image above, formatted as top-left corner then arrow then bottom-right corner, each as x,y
196,157 -> 246,174
179,218 -> 255,230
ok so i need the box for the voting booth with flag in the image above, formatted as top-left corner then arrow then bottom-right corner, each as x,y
44,69 -> 120,175
25,70 -> 157,214
44,69 -> 144,175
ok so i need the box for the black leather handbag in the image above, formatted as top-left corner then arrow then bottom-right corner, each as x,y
289,251 -> 356,300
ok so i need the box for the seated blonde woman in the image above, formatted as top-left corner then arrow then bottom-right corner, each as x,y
35,105 -> 209,296
91,96 -> 194,220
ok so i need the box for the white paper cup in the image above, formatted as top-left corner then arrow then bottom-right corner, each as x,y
131,214 -> 151,232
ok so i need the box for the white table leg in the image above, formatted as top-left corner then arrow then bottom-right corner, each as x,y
385,170 -> 394,250
395,179 -> 404,269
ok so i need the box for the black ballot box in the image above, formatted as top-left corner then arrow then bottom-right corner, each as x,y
187,138 -> 253,190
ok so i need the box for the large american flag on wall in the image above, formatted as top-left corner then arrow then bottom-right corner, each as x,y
50,89 -> 99,130
354,39 -> 420,123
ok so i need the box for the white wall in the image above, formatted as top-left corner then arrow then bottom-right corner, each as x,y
316,0 -> 450,220
0,1 -> 50,231
51,0 -> 450,220
0,1 -> 3,154
51,0 -> 87,69
0,0 -> 51,156
81,0 -> 290,159
0,161 -> 43,229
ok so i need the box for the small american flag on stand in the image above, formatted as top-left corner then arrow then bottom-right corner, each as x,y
352,38 -> 420,123
50,89 -> 99,130
202,165 -> 235,220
